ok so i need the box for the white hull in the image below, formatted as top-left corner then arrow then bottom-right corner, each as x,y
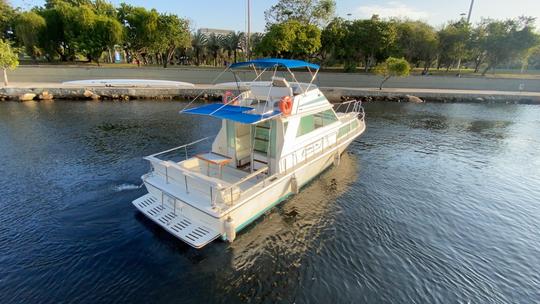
132,121 -> 365,248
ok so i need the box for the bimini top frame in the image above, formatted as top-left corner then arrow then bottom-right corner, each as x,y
180,58 -> 320,124
229,58 -> 320,70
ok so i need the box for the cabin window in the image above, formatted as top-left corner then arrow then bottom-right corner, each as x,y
351,119 -> 359,129
297,109 -> 338,137
338,124 -> 350,138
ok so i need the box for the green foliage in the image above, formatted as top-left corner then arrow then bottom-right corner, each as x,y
222,32 -> 243,63
347,17 -> 397,71
80,14 -> 123,64
2,0 -> 538,73
264,0 -> 335,27
256,20 -> 321,58
478,17 -> 540,74
526,46 -> 540,69
392,20 -> 438,72
0,39 -> 18,69
373,57 -> 410,89
437,21 -> 471,68
118,5 -> 159,55
321,18 -> 348,63
155,13 -> 190,67
206,33 -> 223,66
0,0 -> 16,39
191,32 -> 207,66
14,12 -> 47,60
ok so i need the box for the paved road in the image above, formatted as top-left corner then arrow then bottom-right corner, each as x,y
8,66 -> 540,92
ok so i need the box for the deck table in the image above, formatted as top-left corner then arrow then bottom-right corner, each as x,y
195,152 -> 232,178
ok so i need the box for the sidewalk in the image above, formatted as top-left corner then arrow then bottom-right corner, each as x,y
1,82 -> 540,103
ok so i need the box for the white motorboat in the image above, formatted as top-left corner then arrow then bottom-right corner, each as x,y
132,58 -> 366,248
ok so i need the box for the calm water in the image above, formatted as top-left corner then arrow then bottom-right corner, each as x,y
1,100 -> 539,303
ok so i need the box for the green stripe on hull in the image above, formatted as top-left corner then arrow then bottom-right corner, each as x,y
222,155 -> 339,241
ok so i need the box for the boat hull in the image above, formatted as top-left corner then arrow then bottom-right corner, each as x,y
132,120 -> 365,247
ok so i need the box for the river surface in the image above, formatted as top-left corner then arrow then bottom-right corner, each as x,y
0,100 -> 539,303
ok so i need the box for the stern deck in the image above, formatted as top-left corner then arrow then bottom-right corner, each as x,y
133,194 -> 220,248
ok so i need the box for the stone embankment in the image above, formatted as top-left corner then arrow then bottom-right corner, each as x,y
1,85 -> 540,104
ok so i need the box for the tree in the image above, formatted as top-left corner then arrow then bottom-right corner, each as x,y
248,32 -> 265,58
191,32 -> 207,66
0,0 -> 15,39
155,13 -> 190,68
14,11 -> 47,62
321,17 -> 349,64
468,23 -> 488,72
256,20 -> 321,59
373,57 -> 410,90
119,6 -> 159,64
81,14 -> 123,65
264,0 -> 335,27
393,20 -> 438,73
348,17 -> 397,72
480,17 -> 539,75
0,39 -> 18,86
525,45 -> 540,70
206,33 -> 222,66
437,21 -> 471,71
38,3 -> 70,61
222,32 -> 242,63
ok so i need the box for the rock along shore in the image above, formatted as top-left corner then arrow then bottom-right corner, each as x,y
1,85 -> 540,104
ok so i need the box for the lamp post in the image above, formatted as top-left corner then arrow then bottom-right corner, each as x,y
466,0 -> 475,23
246,0 -> 251,60
456,0 -> 475,76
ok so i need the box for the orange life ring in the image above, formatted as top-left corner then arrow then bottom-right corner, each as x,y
279,96 -> 293,115
223,91 -> 237,105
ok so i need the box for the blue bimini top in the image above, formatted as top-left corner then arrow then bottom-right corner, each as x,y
181,103 -> 281,124
229,58 -> 320,70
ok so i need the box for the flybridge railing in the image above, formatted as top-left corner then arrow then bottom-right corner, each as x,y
334,100 -> 364,120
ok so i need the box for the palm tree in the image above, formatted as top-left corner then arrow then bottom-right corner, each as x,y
191,32 -> 207,66
223,32 -> 242,63
206,33 -> 223,66
249,33 -> 265,58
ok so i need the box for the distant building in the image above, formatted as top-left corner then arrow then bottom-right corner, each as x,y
197,28 -> 235,36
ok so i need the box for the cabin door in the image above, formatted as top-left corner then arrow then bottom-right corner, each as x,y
234,123 -> 251,166
251,120 -> 276,172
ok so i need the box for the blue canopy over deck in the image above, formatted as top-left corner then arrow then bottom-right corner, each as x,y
181,104 -> 281,124
230,58 -> 320,70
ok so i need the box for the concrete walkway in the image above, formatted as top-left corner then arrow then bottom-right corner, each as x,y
2,82 -> 539,103
7,65 -> 540,92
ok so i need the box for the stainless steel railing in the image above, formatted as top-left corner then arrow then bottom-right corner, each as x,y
146,136 -> 215,162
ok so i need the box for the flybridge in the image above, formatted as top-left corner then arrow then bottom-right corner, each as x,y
180,58 -> 322,124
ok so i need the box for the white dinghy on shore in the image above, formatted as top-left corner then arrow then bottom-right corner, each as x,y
131,58 -> 366,248
62,79 -> 194,88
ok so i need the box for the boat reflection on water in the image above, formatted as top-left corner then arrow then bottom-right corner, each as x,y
212,152 -> 359,301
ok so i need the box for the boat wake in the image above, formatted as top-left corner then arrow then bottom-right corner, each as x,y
113,183 -> 143,192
